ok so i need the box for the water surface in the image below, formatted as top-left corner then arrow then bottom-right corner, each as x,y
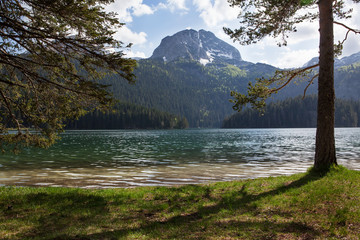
1,128 -> 359,188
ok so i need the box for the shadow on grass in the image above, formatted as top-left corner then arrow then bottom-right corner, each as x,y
4,169 -> 326,239
2,190 -> 109,239
79,169 -> 325,239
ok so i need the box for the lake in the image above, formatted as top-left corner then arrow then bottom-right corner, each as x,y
1,128 -> 360,188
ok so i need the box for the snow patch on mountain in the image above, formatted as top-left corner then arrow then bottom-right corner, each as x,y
150,29 -> 242,65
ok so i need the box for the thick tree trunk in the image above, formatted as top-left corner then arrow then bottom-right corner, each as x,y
315,0 -> 337,169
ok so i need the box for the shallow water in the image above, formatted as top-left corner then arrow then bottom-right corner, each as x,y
1,128 -> 360,188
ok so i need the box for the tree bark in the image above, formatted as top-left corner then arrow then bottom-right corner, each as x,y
315,0 -> 337,169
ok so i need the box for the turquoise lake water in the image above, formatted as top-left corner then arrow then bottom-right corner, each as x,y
1,128 -> 360,188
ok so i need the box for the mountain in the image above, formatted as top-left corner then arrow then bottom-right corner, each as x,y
298,52 -> 360,100
336,52 -> 360,67
303,57 -> 319,68
150,29 -> 244,66
303,52 -> 360,68
98,29 -> 360,128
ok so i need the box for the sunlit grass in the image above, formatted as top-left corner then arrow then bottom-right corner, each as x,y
1,165 -> 359,239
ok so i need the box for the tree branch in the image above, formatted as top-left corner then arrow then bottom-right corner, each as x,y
334,21 -> 360,34
303,73 -> 319,99
269,63 -> 319,94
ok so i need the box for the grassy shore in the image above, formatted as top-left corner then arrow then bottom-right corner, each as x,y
1,165 -> 359,239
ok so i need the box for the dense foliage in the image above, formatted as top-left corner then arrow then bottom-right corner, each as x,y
66,102 -> 189,130
223,95 -> 360,128
97,57 -> 360,128
0,0 -> 136,151
102,58 -> 277,128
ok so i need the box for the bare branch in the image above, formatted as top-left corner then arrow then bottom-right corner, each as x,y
269,63 -> 319,94
334,21 -> 360,34
303,73 -> 319,99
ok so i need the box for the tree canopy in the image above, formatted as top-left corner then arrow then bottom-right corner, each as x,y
225,0 -> 359,169
0,0 -> 136,151
224,0 -> 359,111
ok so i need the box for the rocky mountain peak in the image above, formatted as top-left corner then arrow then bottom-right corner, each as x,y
150,29 -> 242,65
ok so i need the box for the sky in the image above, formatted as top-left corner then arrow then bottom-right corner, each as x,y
105,0 -> 360,69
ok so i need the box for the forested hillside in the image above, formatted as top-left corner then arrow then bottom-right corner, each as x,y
66,102 -> 188,130
68,56 -> 360,129
98,56 -> 360,128
67,29 -> 360,129
102,58 -> 276,128
222,95 -> 360,128
335,62 -> 360,99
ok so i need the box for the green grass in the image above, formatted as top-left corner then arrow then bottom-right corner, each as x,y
1,165 -> 360,239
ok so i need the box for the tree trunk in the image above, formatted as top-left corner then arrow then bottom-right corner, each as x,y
314,0 -> 337,169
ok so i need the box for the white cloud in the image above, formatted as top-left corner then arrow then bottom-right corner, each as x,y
124,50 -> 147,59
341,34 -> 360,57
193,0 -> 240,27
274,48 -> 319,69
168,0 -> 188,11
114,26 -> 147,45
105,1 -> 132,22
104,1 -> 152,51
156,0 -> 188,13
105,0 -> 154,23
133,3 -> 154,16
334,0 -> 360,57
286,22 -> 318,45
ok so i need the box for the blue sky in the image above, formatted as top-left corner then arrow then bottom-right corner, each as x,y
105,0 -> 360,68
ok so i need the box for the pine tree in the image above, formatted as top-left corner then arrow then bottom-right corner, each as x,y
225,0 -> 360,170
0,0 -> 136,151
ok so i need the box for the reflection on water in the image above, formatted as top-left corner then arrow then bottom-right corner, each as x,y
1,128 -> 360,188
